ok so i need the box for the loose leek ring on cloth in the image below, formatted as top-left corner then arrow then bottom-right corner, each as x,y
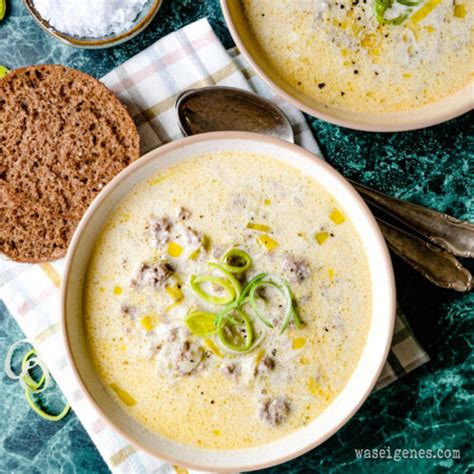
5,340 -> 70,421
25,388 -> 70,422
21,349 -> 47,392
4,339 -> 31,379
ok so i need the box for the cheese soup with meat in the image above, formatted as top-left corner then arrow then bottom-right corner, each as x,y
84,152 -> 371,449
241,0 -> 473,113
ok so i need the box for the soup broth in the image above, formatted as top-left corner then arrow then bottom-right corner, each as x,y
241,0 -> 473,113
84,152 -> 372,449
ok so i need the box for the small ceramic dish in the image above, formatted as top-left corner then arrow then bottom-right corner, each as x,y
221,0 -> 473,132
23,0 -> 162,49
61,132 -> 396,471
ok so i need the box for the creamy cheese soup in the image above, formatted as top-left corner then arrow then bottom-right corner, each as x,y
84,152 -> 371,449
241,0 -> 473,113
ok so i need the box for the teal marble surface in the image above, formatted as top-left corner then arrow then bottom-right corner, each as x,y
0,0 -> 473,472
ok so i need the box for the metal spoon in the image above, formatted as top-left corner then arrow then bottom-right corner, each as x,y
176,86 -> 473,292
176,86 -> 294,142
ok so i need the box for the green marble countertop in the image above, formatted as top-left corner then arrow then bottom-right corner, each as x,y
0,0 -> 472,472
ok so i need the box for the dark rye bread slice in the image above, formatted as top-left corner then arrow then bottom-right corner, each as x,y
0,64 -> 140,263
0,189 -> 75,263
0,64 -> 139,219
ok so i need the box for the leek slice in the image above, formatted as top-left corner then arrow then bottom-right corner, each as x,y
411,0 -> 442,23
256,234 -> 279,251
5,340 -> 69,421
248,281 -> 278,328
238,273 -> 268,305
185,311 -> 217,336
247,223 -> 272,233
25,388 -> 70,421
208,262 -> 242,297
189,275 -> 236,305
4,339 -> 30,379
397,0 -> 420,5
21,349 -> 46,391
217,309 -> 254,352
220,248 -> 252,273
374,0 -> 411,25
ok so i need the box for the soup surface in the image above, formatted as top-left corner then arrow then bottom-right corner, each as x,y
241,0 -> 473,113
84,152 -> 371,449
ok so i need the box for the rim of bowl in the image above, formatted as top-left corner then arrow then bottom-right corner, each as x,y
23,0 -> 162,49
220,0 -> 473,133
61,131 -> 396,471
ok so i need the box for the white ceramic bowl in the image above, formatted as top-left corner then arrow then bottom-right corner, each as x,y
61,132 -> 396,471
221,0 -> 473,132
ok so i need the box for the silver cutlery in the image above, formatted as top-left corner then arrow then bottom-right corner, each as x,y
175,86 -> 473,291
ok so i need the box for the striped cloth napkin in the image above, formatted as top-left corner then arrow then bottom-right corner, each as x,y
0,18 -> 429,473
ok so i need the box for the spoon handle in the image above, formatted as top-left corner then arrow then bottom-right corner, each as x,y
378,220 -> 473,292
350,179 -> 474,258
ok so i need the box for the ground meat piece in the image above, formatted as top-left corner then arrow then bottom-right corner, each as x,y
177,207 -> 191,220
183,226 -> 203,247
175,340 -> 203,375
150,216 -> 172,247
222,362 -> 241,380
258,397 -> 290,426
132,261 -> 174,290
167,327 -> 179,342
257,356 -> 275,375
212,246 -> 225,259
283,254 -> 310,283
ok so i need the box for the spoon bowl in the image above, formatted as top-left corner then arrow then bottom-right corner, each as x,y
176,86 -> 294,143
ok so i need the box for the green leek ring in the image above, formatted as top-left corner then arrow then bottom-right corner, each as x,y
189,275 -> 236,305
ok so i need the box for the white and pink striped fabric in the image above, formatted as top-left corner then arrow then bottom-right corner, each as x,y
0,19 -> 429,473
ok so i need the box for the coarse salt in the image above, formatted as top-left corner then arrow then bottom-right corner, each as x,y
33,0 -> 149,38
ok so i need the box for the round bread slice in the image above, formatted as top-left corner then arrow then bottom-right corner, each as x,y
0,64 -> 139,218
0,64 -> 140,262
0,190 -> 76,263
